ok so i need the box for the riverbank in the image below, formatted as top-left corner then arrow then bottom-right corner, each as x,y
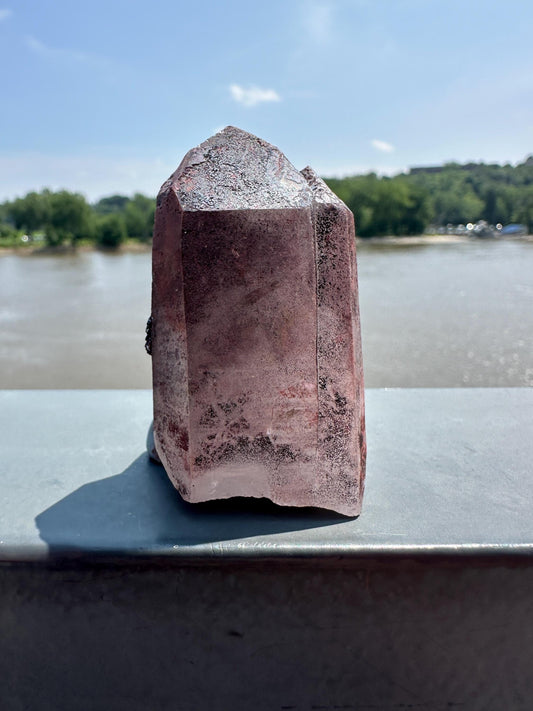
0,240 -> 152,257
362,233 -> 533,246
1,233 -> 532,256
363,234 -> 469,246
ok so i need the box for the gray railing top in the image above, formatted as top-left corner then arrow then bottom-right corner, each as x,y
1,388 -> 532,564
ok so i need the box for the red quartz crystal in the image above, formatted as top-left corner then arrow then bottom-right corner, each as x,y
151,127 -> 365,515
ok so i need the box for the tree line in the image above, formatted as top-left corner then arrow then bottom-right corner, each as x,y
326,156 -> 533,237
1,156 -> 533,244
0,191 -> 155,248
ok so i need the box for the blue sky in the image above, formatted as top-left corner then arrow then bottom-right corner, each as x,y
1,0 -> 532,201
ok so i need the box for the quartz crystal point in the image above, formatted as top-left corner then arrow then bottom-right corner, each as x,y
151,126 -> 366,515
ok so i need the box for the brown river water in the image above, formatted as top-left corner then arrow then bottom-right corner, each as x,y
1,239 -> 532,389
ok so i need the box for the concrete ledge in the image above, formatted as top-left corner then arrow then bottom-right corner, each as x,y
2,389 -> 533,710
0,389 -> 533,562
1,388 -> 533,563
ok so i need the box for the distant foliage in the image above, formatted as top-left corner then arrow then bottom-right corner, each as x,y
93,195 -> 131,215
93,192 -> 156,243
8,190 -> 51,235
96,214 -> 127,248
1,190 -> 156,247
124,194 -> 156,241
406,160 -> 533,229
46,191 -> 94,246
326,174 -> 432,237
2,159 -> 533,243
325,156 -> 533,236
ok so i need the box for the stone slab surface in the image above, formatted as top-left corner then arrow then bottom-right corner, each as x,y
1,388 -> 533,562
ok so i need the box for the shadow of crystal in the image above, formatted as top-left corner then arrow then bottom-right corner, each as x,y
35,450 -> 351,556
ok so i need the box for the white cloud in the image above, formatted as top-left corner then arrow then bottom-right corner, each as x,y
0,8 -> 12,21
25,35 -> 112,71
0,152 -> 177,202
371,139 -> 395,153
303,2 -> 333,45
229,84 -> 281,108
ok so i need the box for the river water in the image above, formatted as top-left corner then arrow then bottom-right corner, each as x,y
1,240 -> 532,388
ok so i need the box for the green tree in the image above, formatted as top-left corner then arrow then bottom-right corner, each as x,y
96,214 -> 127,248
512,187 -> 533,232
0,222 -> 21,244
93,195 -> 130,215
399,180 -> 433,234
124,193 -> 155,241
45,191 -> 94,246
326,174 -> 432,237
7,191 -> 51,235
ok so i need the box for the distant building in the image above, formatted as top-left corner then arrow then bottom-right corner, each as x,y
410,162 -> 498,175
409,166 -> 444,175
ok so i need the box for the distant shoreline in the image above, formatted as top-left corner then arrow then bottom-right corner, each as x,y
362,234 -> 469,245
1,233 -> 531,256
362,233 -> 533,245
0,241 -> 152,256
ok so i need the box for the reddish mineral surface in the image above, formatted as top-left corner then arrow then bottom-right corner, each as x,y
151,126 -> 365,515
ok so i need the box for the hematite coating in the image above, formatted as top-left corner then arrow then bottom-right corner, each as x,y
150,127 -> 365,515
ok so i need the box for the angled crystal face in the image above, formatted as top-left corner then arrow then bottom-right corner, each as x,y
170,126 -> 312,212
151,128 -> 365,516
